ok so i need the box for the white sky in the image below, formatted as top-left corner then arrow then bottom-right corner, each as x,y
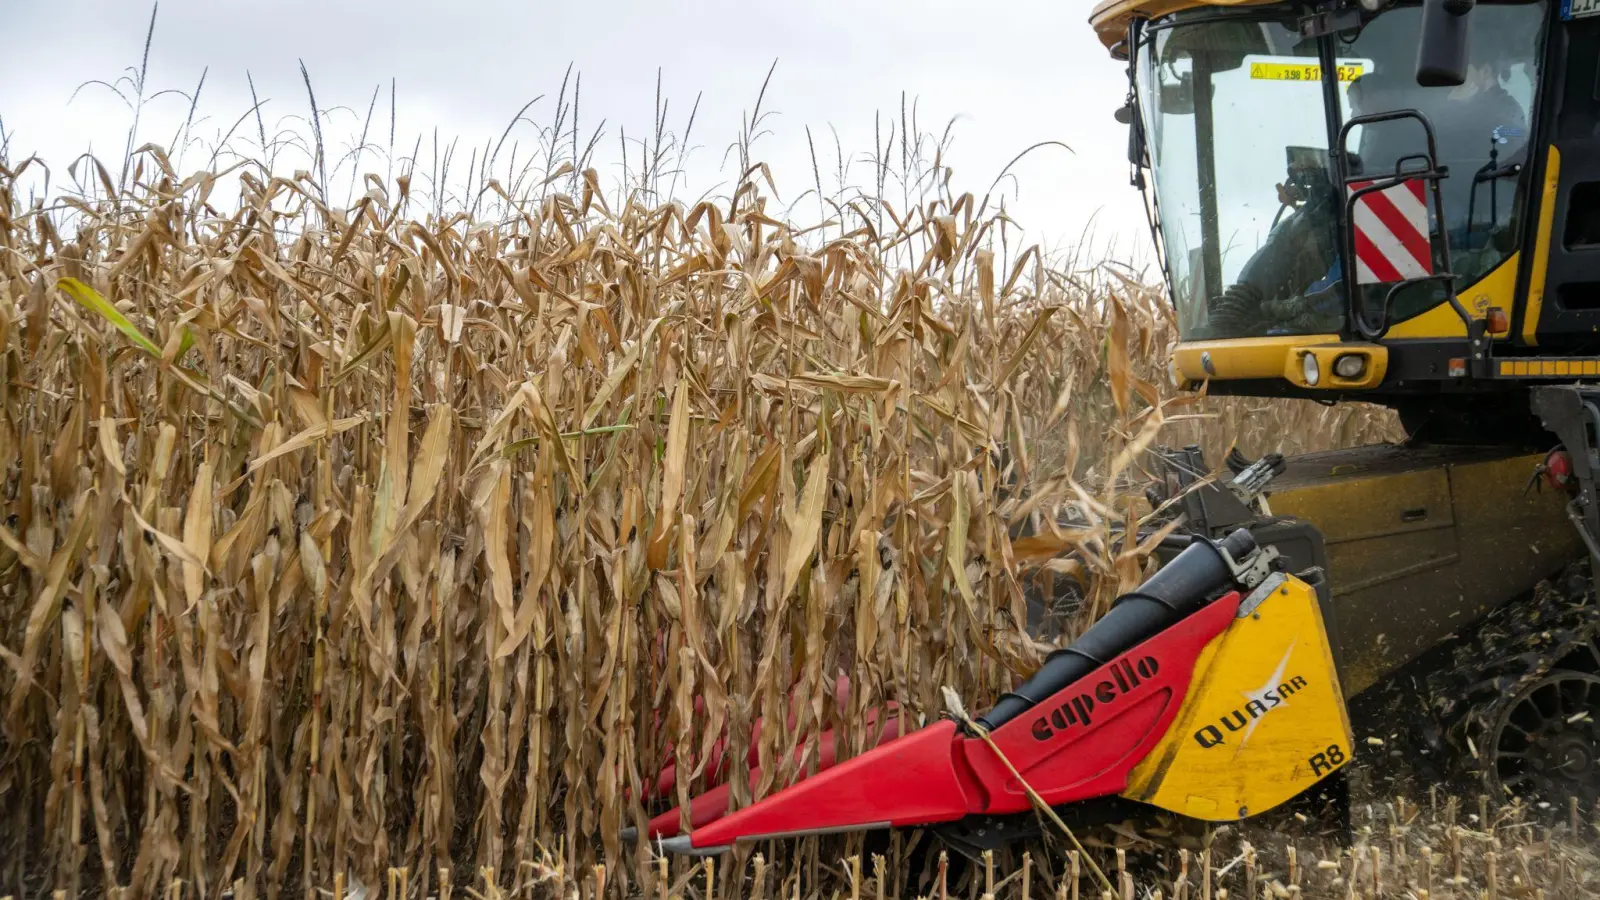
0,0 -> 1152,267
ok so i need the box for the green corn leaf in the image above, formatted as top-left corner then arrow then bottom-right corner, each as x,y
175,326 -> 196,363
57,277 -> 162,358
58,278 -> 260,429
561,424 -> 634,438
501,437 -> 539,458
503,425 -> 637,458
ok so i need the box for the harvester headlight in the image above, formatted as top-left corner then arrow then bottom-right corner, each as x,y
1333,354 -> 1367,379
1302,352 -> 1321,386
1168,358 -> 1183,387
1358,0 -> 1391,11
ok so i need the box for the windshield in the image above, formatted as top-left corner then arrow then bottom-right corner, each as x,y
1140,17 -> 1353,340
1138,3 -> 1546,342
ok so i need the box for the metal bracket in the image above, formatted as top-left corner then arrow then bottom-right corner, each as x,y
1237,571 -> 1291,618
1149,446 -> 1283,539
1226,452 -> 1288,506
1298,5 -> 1361,37
1220,543 -> 1282,591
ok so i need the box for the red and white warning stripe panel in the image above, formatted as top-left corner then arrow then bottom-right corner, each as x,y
1348,178 -> 1433,284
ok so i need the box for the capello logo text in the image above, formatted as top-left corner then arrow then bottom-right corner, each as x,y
1030,656 -> 1160,741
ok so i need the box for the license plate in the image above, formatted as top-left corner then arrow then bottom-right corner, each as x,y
1565,0 -> 1600,20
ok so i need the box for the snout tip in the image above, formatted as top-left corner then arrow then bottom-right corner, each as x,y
658,835 -> 730,857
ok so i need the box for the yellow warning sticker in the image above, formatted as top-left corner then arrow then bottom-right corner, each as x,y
1249,61 -> 1366,83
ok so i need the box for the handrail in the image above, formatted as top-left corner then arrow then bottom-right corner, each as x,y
1335,109 -> 1458,341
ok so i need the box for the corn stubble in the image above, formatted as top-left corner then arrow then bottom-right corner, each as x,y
0,142 -> 1404,899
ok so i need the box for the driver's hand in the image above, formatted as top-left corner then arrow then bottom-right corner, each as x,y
1276,183 -> 1300,208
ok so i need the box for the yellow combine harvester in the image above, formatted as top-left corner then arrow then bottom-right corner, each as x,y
632,0 -> 1600,856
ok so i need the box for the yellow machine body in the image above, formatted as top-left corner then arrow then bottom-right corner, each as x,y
1264,445 -> 1581,694
1124,573 -> 1353,820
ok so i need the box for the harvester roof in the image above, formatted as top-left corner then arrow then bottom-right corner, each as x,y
1088,0 -> 1279,50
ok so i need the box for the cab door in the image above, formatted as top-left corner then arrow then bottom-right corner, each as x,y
1522,13 -> 1600,348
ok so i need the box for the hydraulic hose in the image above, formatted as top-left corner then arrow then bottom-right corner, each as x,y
975,528 -> 1255,732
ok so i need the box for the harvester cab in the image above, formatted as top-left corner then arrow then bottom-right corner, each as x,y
631,0 -> 1600,859
1099,0 -> 1600,430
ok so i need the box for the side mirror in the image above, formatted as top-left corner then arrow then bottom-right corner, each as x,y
1121,97 -> 1149,169
1416,0 -> 1475,87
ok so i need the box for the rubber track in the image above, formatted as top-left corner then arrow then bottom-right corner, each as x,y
1418,560 -> 1600,795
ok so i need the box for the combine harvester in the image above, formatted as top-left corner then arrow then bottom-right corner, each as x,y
634,0 -> 1600,856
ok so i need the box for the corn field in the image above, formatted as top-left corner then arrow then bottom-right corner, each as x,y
0,73 -> 1423,897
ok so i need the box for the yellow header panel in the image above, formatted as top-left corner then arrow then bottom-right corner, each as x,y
1123,574 -> 1353,821
1090,0 -> 1280,50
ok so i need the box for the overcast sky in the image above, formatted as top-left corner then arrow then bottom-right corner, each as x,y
0,0 -> 1151,264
